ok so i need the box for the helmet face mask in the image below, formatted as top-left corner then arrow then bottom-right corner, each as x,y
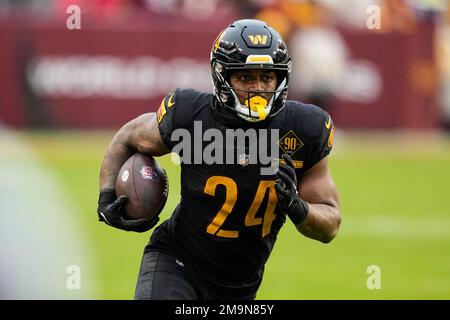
210,19 -> 291,122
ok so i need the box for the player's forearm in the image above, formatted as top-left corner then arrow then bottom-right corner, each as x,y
99,114 -> 170,191
296,202 -> 341,243
99,129 -> 135,191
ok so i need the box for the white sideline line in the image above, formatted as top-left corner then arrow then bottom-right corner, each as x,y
0,127 -> 99,299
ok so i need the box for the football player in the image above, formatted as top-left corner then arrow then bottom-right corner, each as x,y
97,19 -> 341,299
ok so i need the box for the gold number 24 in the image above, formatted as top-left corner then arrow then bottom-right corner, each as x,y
204,176 -> 278,238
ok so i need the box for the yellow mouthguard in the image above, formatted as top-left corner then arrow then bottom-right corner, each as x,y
245,96 -> 268,120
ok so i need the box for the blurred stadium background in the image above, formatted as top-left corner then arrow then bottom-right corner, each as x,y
0,0 -> 449,299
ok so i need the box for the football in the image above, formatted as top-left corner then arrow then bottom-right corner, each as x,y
115,153 -> 169,221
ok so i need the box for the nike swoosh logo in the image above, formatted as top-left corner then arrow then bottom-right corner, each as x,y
167,92 -> 175,107
325,116 -> 331,130
99,212 -> 111,225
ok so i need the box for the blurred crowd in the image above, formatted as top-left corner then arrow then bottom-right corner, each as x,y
0,0 -> 449,128
0,0 -> 446,32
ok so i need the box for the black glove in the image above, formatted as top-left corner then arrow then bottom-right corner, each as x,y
97,189 -> 159,232
274,154 -> 309,225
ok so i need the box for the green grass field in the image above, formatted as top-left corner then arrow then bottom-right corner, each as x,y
14,130 -> 450,299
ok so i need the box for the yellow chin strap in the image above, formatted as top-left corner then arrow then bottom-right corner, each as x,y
245,96 -> 268,120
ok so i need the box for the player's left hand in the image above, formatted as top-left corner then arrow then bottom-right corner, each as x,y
275,153 -> 309,225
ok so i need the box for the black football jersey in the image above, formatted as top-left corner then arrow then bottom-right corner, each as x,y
148,88 -> 333,292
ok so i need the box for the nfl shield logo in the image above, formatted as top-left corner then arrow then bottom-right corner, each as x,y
140,166 -> 159,181
239,153 -> 249,167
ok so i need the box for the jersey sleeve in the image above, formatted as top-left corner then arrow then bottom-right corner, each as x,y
302,110 -> 334,172
157,88 -> 208,151
156,89 -> 177,150
157,88 -> 198,151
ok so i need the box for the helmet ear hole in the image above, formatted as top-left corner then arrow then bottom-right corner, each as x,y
213,61 -> 224,74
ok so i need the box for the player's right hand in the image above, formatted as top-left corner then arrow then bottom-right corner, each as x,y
97,189 -> 158,232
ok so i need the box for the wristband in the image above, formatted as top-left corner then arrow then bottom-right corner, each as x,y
287,198 -> 309,225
